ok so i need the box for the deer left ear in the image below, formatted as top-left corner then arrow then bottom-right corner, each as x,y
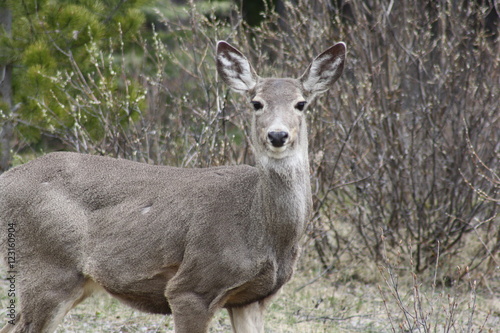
300,42 -> 346,96
217,41 -> 258,93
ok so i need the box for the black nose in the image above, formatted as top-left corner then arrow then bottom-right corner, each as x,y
268,131 -> 289,147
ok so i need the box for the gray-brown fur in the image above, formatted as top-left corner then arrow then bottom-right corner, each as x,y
0,41 -> 345,333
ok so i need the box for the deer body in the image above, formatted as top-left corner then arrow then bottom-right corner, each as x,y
0,41 -> 345,333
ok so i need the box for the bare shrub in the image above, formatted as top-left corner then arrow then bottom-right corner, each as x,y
35,8 -> 241,168
377,239 -> 493,332
253,0 -> 499,278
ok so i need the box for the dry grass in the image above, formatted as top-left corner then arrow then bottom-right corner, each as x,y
1,241 -> 499,332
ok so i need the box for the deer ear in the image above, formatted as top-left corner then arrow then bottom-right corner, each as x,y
300,42 -> 346,96
217,41 -> 258,93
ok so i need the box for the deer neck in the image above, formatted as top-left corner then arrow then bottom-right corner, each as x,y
255,152 -> 312,245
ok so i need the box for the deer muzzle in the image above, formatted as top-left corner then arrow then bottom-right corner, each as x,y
267,131 -> 289,148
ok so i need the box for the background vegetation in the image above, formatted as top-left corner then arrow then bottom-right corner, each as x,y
0,0 -> 499,331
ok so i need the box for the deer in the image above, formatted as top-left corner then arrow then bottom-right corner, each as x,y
0,40 -> 345,333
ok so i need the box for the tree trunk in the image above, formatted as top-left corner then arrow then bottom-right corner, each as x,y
0,4 -> 12,173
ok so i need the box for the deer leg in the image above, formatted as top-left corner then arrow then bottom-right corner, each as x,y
1,269 -> 90,333
166,290 -> 216,333
0,313 -> 22,333
228,301 -> 265,333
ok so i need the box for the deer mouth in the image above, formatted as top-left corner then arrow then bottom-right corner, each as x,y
265,138 -> 294,158
267,144 -> 288,154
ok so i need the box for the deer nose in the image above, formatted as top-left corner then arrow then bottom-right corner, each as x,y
268,131 -> 289,147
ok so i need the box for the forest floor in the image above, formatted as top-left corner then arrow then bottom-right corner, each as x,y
1,248 -> 499,332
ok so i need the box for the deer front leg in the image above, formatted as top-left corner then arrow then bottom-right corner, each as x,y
228,301 -> 265,333
166,289 -> 216,333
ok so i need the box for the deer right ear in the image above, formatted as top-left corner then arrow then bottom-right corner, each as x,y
300,42 -> 346,97
217,41 -> 258,93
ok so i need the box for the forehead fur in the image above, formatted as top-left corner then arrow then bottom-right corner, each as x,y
253,78 -> 304,101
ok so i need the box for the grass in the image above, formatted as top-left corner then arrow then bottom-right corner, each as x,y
1,245 -> 499,332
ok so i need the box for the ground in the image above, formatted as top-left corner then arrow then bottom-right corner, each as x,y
1,251 -> 499,332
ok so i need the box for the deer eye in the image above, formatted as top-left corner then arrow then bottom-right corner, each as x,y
251,101 -> 263,111
295,101 -> 307,111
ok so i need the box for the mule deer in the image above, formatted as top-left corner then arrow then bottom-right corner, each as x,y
0,40 -> 345,332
